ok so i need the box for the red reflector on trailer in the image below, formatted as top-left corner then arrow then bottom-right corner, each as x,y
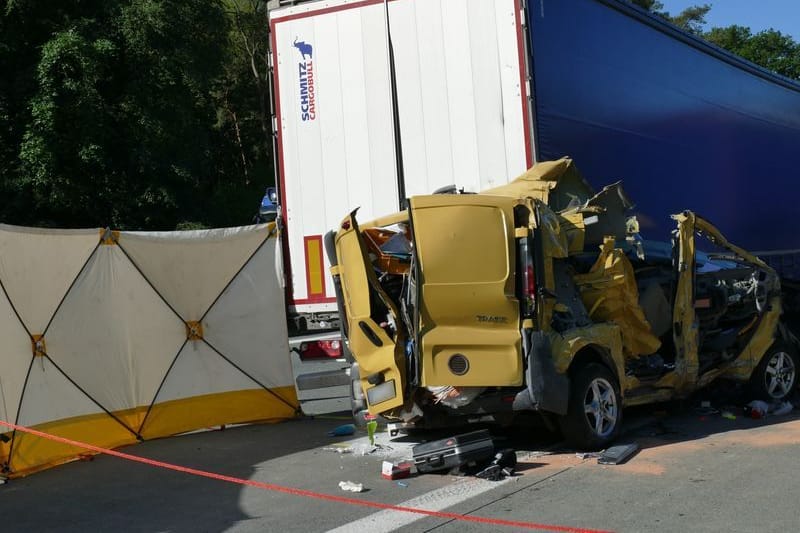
298,339 -> 343,360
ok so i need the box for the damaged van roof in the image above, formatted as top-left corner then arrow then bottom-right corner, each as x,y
480,157 -> 595,211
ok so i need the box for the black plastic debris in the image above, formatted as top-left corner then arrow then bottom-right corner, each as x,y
475,448 -> 517,481
598,443 -> 639,465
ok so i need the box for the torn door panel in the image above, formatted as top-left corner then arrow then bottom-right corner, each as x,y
573,237 -> 662,358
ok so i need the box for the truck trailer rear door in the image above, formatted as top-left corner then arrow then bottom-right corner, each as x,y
270,0 -> 531,321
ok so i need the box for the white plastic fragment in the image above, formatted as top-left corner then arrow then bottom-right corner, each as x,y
771,401 -> 793,416
323,445 -> 354,454
338,481 -> 364,493
747,400 -> 769,418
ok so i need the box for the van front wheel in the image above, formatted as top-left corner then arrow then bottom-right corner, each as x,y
559,363 -> 622,450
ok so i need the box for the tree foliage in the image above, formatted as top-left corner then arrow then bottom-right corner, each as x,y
0,0 -> 270,229
629,1 -> 800,81
705,26 -> 800,81
629,0 -> 711,35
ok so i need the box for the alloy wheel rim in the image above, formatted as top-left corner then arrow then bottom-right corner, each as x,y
765,351 -> 795,399
583,377 -> 618,438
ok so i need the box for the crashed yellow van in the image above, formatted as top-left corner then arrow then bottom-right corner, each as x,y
325,158 -> 798,449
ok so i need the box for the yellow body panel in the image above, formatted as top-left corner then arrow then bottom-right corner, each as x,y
671,212 -> 701,393
410,196 -> 522,386
334,215 -> 406,412
722,296 -> 782,381
550,323 -> 626,388
573,237 -> 662,357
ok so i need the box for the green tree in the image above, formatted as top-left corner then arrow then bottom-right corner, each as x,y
628,0 -> 711,35
1,0 -> 270,230
628,1 -> 800,81
205,0 -> 275,228
705,26 -> 800,80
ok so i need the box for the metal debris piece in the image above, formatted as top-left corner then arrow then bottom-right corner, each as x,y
597,443 -> 639,465
576,451 -> 602,459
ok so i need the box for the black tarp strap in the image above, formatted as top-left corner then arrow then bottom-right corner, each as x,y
116,226 -> 299,433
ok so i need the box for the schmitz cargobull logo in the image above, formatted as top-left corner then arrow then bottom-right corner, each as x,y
294,37 -> 316,121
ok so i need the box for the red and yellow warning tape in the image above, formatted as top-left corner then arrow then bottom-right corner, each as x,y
0,420 -> 611,533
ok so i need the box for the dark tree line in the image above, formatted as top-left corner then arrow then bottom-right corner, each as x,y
1,1 -> 797,230
0,0 -> 270,230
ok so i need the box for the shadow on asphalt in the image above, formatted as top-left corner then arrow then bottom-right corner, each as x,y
0,415 -> 370,533
379,383 -> 800,458
616,385 -> 800,454
3,384 -> 798,531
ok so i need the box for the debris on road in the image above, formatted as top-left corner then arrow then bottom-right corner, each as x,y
381,460 -> 412,480
598,443 -> 639,465
328,424 -> 356,437
412,430 -> 495,474
338,481 -> 364,493
695,402 -> 719,416
745,400 -> 769,419
475,464 -> 514,481
322,444 -> 354,454
740,399 -> 794,419
322,440 -> 405,458
576,451 -> 602,460
475,449 -> 517,481
771,401 -> 793,416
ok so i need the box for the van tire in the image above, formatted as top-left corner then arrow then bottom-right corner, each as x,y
749,341 -> 798,402
559,363 -> 622,450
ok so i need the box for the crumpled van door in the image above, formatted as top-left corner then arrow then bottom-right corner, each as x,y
672,211 -> 700,391
334,213 -> 405,412
409,195 -> 523,387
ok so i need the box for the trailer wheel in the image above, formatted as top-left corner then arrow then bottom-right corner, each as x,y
749,342 -> 798,402
559,363 -> 622,450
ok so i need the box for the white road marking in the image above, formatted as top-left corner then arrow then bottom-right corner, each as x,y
326,476 -> 514,533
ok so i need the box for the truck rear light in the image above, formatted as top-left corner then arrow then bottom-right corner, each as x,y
298,339 -> 343,360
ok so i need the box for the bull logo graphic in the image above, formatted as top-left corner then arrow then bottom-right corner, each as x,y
295,37 -> 316,121
294,37 -> 313,60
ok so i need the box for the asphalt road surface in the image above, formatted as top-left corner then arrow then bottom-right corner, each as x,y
2,387 -> 800,533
